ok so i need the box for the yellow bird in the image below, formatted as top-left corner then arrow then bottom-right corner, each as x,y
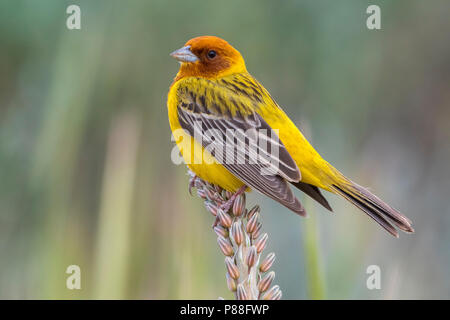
167,36 -> 414,237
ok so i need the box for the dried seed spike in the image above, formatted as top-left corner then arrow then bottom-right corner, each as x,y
258,271 -> 275,293
189,173 -> 283,301
217,236 -> 234,256
217,209 -> 232,228
255,233 -> 268,253
232,193 -> 246,217
245,246 -> 257,268
214,225 -> 229,238
236,284 -> 249,300
225,257 -> 240,279
246,211 -> 259,234
230,221 -> 244,245
259,252 -> 276,273
261,285 -> 280,300
247,205 -> 260,220
226,273 -> 237,292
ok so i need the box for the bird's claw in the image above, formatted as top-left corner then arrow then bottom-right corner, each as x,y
188,175 -> 198,196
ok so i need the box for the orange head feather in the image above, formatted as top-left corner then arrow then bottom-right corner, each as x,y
171,36 -> 247,80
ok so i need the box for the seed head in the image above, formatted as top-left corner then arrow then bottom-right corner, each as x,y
217,209 -> 232,228
261,285 -> 281,300
246,211 -> 259,234
214,225 -> 228,238
255,233 -> 268,253
259,252 -> 276,273
226,273 -> 237,292
236,284 -> 249,300
217,236 -> 234,256
247,205 -> 260,219
225,257 -> 240,279
258,271 -> 275,293
245,246 -> 257,268
230,221 -> 244,245
272,290 -> 282,300
204,201 -> 218,216
232,193 -> 246,216
252,222 -> 262,239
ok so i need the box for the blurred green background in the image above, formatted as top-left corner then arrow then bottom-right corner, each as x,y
0,0 -> 449,299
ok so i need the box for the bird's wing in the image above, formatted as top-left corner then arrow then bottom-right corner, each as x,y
176,75 -> 305,215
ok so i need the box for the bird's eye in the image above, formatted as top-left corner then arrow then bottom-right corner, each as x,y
207,50 -> 217,59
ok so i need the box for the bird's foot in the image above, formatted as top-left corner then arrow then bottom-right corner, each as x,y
188,174 -> 198,196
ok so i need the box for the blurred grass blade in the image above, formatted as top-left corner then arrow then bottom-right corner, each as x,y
93,112 -> 140,299
302,198 -> 326,299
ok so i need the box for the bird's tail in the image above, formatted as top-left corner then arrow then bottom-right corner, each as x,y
329,177 -> 414,237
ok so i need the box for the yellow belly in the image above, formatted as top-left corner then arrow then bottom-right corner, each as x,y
174,128 -> 245,192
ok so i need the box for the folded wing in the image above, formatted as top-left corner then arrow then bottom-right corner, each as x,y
176,75 -> 305,215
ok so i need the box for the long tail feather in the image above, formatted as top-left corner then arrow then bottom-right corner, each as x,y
331,181 -> 414,237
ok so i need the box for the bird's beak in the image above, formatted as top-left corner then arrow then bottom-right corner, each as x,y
170,45 -> 199,63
